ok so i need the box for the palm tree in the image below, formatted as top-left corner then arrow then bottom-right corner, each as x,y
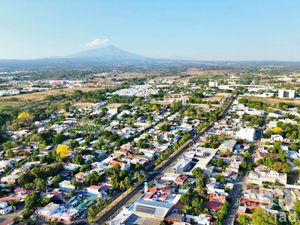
119,181 -> 125,190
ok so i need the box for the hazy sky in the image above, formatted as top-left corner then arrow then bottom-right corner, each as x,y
0,0 -> 300,60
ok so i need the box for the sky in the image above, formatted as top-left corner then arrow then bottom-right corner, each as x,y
0,0 -> 300,61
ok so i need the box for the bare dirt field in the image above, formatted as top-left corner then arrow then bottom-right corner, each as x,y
91,72 -> 149,86
72,102 -> 96,108
183,68 -> 243,76
204,96 -> 223,102
215,92 -> 231,97
244,96 -> 300,106
106,103 -> 123,108
0,87 -> 104,109
204,93 -> 231,102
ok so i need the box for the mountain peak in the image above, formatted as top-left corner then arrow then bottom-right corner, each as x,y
67,45 -> 147,62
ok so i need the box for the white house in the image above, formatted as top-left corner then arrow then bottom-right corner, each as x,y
271,134 -> 284,142
173,157 -> 193,174
219,140 -> 237,152
86,185 -> 105,197
36,202 -> 60,217
236,127 -> 256,142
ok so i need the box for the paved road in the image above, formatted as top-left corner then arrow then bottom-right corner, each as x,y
95,95 -> 236,225
223,180 -> 243,225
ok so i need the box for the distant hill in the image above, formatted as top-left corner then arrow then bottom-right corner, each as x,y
0,45 -> 152,69
1,45 -> 300,70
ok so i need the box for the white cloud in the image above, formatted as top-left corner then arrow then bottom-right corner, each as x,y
85,38 -> 110,47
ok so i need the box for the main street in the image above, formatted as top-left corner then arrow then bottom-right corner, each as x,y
95,95 -> 236,225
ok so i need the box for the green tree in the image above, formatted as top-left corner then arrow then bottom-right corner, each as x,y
192,167 -> 205,179
72,155 -> 85,165
51,175 -> 63,188
124,177 -> 132,189
24,192 -> 41,211
69,140 -> 79,149
53,134 -> 67,145
41,197 -> 51,206
84,172 -> 102,185
252,208 -> 278,225
23,208 -> 32,219
290,142 -> 300,151
180,190 -> 205,215
217,201 -> 229,223
243,151 -> 251,159
171,101 -> 183,111
87,205 -> 97,223
34,178 -> 46,191
160,123 -> 171,132
290,200 -> 300,224
133,172 -> 143,182
237,214 -> 251,225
